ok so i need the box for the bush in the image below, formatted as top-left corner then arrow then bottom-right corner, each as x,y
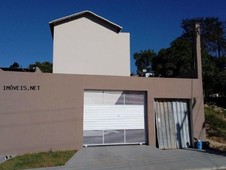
205,106 -> 226,140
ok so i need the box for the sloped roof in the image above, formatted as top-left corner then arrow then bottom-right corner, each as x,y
49,10 -> 122,36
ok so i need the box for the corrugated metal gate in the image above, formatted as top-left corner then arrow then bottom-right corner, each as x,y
154,99 -> 191,149
83,90 -> 146,146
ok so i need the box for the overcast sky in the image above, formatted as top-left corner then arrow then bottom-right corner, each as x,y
0,0 -> 226,73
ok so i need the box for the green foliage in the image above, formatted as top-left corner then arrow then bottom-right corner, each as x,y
182,17 -> 226,57
9,62 -> 20,69
153,37 -> 193,77
29,61 -> 52,73
202,56 -> 226,96
202,53 -> 218,96
134,49 -> 156,76
183,17 -> 226,96
205,106 -> 226,140
152,48 -> 174,76
0,150 -> 76,170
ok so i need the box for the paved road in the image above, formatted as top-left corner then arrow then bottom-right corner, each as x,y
23,145 -> 226,170
0,156 -> 6,164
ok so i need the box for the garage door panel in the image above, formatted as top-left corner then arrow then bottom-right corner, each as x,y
126,129 -> 145,143
84,105 -> 144,130
83,90 -> 146,146
83,130 -> 103,145
104,130 -> 124,144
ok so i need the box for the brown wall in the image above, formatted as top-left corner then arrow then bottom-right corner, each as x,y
0,71 -> 205,155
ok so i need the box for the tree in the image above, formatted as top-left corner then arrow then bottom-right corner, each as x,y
152,48 -> 175,77
134,17 -> 226,96
9,62 -> 20,69
181,17 -> 226,57
152,37 -> 194,77
202,52 -> 218,96
181,17 -> 226,96
133,49 -> 156,76
29,61 -> 52,73
168,37 -> 193,76
212,56 -> 226,96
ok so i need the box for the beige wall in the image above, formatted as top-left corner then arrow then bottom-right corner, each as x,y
53,17 -> 130,76
0,71 -> 205,155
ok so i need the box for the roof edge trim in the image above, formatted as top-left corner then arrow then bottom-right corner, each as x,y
49,10 -> 123,36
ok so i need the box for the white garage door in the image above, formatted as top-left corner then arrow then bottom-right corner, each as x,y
83,90 -> 146,146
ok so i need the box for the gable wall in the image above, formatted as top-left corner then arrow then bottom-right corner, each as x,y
53,17 -> 130,76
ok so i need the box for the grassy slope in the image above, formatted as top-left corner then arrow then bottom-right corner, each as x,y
205,105 -> 226,151
0,150 -> 76,170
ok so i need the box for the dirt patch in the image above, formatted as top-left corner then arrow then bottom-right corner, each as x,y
207,137 -> 226,151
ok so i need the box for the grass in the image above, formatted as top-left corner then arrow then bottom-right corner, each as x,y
0,150 -> 76,170
205,105 -> 226,141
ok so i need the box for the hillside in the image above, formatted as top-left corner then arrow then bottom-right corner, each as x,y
205,104 -> 226,151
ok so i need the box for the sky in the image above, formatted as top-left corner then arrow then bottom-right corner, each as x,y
0,0 -> 226,73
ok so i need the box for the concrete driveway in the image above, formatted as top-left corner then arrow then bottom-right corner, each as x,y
26,145 -> 226,170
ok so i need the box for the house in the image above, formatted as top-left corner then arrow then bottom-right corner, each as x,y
0,11 -> 205,155
49,10 -> 130,76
